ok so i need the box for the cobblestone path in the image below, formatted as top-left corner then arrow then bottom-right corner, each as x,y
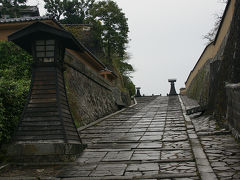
182,96 -> 240,180
1,96 -> 240,179
58,96 -> 200,179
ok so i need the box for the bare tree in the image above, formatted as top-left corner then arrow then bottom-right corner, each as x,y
203,0 -> 227,43
203,13 -> 223,43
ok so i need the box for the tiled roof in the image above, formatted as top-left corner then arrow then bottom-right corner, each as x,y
0,16 -> 52,24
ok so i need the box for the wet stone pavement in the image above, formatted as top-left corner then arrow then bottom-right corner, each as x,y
58,96 -> 200,179
182,95 -> 240,180
2,96 -> 240,179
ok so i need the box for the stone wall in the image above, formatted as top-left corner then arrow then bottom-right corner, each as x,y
185,2 -> 232,108
208,0 -> 240,122
185,0 -> 236,90
186,1 -> 240,128
186,26 -> 230,118
186,59 -> 211,107
226,84 -> 240,139
63,52 -> 123,127
208,28 -> 230,115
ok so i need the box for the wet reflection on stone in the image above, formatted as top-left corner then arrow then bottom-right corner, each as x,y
55,96 -> 200,179
131,150 -> 160,160
90,164 -> 127,177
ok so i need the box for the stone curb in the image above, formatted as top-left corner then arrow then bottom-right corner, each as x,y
0,177 -> 39,180
178,95 -> 218,180
59,173 -> 198,180
0,173 -> 198,180
97,158 -> 195,164
95,138 -> 189,143
78,99 -> 138,132
0,177 -> 59,180
12,158 -> 195,168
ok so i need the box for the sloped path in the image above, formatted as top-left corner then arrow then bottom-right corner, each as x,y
3,96 -> 238,179
58,96 -> 200,179
182,95 -> 240,180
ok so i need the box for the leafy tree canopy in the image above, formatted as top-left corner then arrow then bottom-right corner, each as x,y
62,0 -> 95,24
113,54 -> 135,96
0,0 -> 27,18
44,0 -> 134,95
43,0 -> 65,20
112,53 -> 134,76
122,76 -> 135,96
44,0 -> 95,23
88,0 -> 129,63
44,0 -> 129,65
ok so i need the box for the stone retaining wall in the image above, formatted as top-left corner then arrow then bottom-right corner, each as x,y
63,52 -> 123,127
186,1 -> 240,124
226,83 -> 240,139
186,59 -> 211,107
207,0 -> 240,121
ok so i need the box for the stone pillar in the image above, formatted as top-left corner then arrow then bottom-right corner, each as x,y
168,79 -> 178,96
136,87 -> 141,97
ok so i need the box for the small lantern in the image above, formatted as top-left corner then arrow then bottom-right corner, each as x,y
8,21 -> 79,66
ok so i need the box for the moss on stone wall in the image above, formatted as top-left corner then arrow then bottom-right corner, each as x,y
186,60 -> 210,107
63,54 -> 119,127
64,66 -> 119,127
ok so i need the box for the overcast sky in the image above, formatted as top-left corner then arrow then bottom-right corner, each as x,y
28,0 -> 226,96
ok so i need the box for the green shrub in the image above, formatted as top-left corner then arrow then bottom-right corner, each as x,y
122,76 -> 135,97
0,41 -> 32,146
